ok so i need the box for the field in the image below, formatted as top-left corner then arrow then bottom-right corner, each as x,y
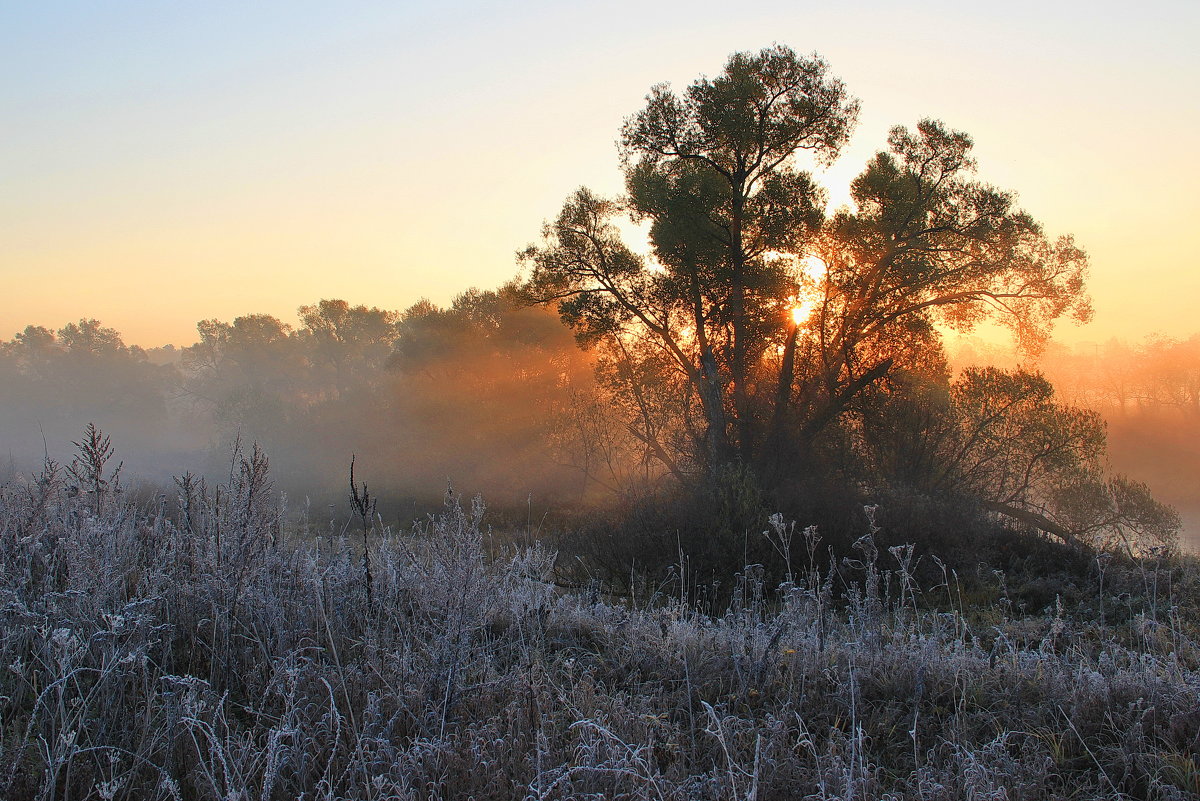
1,445 -> 1198,801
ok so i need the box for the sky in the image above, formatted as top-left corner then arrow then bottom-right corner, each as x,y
3,0 -> 1198,347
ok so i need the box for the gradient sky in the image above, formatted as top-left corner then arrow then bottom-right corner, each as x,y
3,0 -> 1197,347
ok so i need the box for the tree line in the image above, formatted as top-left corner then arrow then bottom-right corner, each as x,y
0,294 -> 640,507
1,45 -> 1186,573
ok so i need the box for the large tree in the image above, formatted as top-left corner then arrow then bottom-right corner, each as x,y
521,46 -> 1091,488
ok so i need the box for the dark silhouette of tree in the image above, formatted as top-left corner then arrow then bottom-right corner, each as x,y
523,46 -> 858,473
521,46 -> 1091,490
514,45 -> 1181,553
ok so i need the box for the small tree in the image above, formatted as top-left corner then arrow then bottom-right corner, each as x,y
858,366 -> 1179,550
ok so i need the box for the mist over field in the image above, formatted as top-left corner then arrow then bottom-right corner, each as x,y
3,312 -> 1200,798
0,297 -> 607,516
2,305 -> 1197,551
4,13 -> 1200,796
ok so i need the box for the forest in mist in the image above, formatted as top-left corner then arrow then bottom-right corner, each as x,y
6,42 -> 1197,566
3,299 -> 1200,799
0,294 -> 606,509
6,44 -> 1196,573
1,296 -> 1197,548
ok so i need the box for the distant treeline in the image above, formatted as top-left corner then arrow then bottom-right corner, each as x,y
0,289 -> 646,508
952,335 -> 1200,416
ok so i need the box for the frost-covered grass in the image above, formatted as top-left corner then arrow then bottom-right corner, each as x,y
1,449 -> 1198,800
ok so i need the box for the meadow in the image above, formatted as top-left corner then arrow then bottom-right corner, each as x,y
1,436 -> 1197,800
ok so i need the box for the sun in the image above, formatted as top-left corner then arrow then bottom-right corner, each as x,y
787,290 -> 818,327
799,254 -> 828,282
786,255 -> 827,326
791,299 -> 819,326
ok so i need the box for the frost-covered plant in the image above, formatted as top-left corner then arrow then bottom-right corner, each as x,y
0,430 -> 1197,800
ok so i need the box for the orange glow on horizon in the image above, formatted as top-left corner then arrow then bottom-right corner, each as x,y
1,4 -> 1195,348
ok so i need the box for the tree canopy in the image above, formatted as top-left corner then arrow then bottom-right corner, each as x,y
521,45 -> 1169,549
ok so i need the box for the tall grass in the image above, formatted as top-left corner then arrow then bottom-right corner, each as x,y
0,436 -> 1197,800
